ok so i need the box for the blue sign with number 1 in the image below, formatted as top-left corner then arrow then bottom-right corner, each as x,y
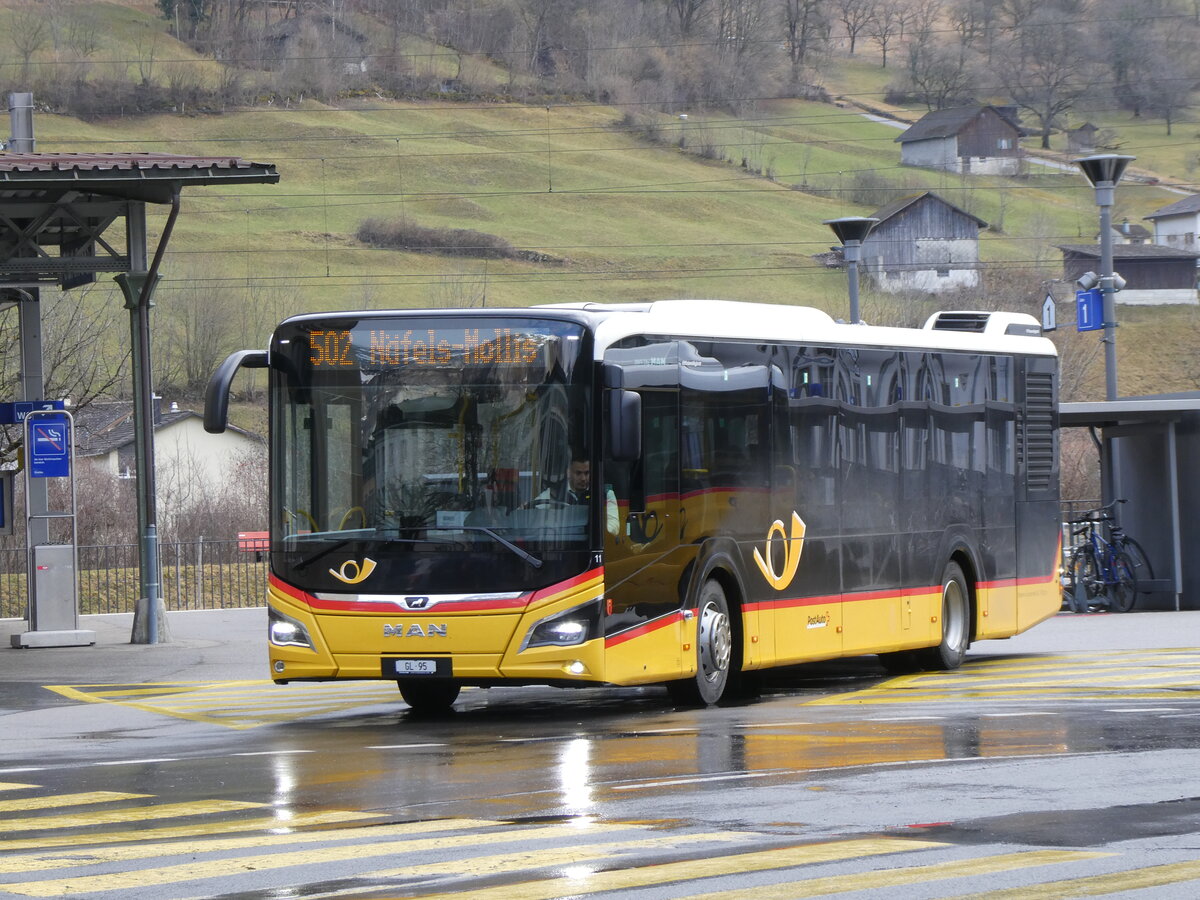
1076,289 -> 1103,332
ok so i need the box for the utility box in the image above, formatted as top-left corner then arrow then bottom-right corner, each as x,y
31,544 -> 77,631
12,543 -> 93,647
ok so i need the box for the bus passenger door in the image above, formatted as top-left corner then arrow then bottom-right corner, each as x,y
603,384 -> 688,685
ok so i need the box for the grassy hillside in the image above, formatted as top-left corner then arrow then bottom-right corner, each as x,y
7,1 -> 1200,411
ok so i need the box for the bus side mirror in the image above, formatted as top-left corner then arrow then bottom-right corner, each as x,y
205,349 -> 268,433
609,390 -> 641,462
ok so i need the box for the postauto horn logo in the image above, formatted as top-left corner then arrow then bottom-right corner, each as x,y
752,512 -> 805,591
329,557 -> 377,585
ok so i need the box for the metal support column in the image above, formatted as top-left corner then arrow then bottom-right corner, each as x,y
119,203 -> 169,644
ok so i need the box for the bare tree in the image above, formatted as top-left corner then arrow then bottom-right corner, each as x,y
9,3 -> 50,85
994,5 -> 1093,149
0,285 -> 128,469
666,0 -> 712,36
716,0 -> 772,61
782,0 -> 831,72
868,0 -> 904,66
835,0 -> 877,54
906,40 -> 976,109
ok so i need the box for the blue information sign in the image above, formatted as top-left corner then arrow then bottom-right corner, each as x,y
28,414 -> 71,478
1076,289 -> 1103,333
0,400 -> 65,425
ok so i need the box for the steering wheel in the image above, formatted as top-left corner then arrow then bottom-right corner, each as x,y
529,498 -> 570,509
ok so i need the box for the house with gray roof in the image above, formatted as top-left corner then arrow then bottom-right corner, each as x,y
75,399 -> 262,486
1057,243 -> 1200,305
1144,194 -> 1200,252
895,105 -> 1022,175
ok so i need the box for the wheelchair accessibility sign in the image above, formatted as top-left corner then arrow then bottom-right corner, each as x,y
28,415 -> 71,478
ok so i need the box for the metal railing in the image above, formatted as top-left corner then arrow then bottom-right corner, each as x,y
0,539 -> 268,619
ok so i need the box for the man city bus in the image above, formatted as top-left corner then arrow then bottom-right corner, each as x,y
205,300 -> 1061,712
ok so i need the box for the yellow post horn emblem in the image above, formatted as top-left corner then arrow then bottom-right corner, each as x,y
329,557 -> 377,585
753,512 -> 806,591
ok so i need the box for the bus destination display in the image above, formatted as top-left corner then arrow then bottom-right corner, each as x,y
308,328 -> 542,368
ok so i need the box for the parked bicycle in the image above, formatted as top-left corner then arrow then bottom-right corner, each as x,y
1061,499 -> 1145,613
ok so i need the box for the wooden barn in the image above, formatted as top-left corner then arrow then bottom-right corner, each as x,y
895,105 -> 1023,175
856,191 -> 988,294
1057,244 -> 1200,305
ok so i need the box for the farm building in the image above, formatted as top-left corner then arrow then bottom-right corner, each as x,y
895,105 -> 1023,176
856,191 -> 988,294
1057,244 -> 1200,305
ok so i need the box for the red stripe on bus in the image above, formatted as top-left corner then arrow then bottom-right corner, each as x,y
529,567 -> 604,603
605,609 -> 689,648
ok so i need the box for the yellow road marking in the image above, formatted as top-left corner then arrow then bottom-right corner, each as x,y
0,822 -> 735,896
945,857 -> 1200,898
0,783 -> 38,792
681,849 -> 1108,898
0,809 -> 374,851
810,649 -> 1200,706
0,791 -> 150,813
2,799 -> 265,832
409,838 -> 945,900
45,682 -> 406,729
367,831 -> 786,880
0,817 -> 500,874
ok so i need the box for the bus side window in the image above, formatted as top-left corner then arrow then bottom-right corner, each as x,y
630,390 -> 679,514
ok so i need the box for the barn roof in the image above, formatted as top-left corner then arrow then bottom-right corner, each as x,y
869,191 -> 987,228
1056,243 -> 1200,260
895,105 -> 1020,143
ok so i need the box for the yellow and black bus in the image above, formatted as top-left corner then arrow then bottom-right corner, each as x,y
205,300 -> 1061,711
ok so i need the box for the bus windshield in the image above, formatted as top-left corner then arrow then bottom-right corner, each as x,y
270,315 -> 594,593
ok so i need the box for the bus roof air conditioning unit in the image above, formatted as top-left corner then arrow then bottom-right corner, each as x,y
928,311 -> 990,333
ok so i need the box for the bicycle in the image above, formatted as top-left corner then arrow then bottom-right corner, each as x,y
1062,500 -> 1140,613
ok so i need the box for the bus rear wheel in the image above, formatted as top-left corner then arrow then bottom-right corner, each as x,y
917,561 -> 971,670
398,679 -> 460,714
668,579 -> 732,707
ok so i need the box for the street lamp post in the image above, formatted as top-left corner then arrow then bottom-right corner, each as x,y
1074,154 -> 1135,402
824,217 -> 879,324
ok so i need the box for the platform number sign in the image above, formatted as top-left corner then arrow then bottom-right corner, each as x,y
28,414 -> 71,478
1076,289 -> 1103,333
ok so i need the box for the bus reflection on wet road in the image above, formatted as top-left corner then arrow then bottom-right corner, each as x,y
6,647 -> 1200,899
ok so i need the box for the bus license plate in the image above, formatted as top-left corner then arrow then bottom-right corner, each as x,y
383,657 -> 448,677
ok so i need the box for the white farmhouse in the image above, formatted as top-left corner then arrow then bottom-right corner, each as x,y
74,399 -> 262,489
1144,194 -> 1200,252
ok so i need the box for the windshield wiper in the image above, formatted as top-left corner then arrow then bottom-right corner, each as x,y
412,525 -> 543,569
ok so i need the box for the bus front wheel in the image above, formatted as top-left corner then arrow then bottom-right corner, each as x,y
918,561 -> 971,670
668,579 -> 732,707
398,679 -> 461,714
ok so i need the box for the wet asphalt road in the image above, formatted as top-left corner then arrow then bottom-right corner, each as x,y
1,609 -> 1198,898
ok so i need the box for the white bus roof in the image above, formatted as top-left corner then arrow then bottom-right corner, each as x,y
537,299 -> 1057,358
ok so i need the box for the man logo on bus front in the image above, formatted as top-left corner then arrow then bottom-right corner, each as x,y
329,557 -> 377,585
753,512 -> 805,591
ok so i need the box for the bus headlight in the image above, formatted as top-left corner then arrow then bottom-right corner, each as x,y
269,606 -> 314,649
522,600 -> 601,651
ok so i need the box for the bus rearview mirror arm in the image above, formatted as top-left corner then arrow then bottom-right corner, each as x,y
205,349 -> 268,433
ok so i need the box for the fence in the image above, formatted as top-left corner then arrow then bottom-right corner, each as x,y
0,539 -> 268,620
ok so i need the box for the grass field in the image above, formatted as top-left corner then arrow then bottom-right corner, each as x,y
7,0 -> 1200,412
